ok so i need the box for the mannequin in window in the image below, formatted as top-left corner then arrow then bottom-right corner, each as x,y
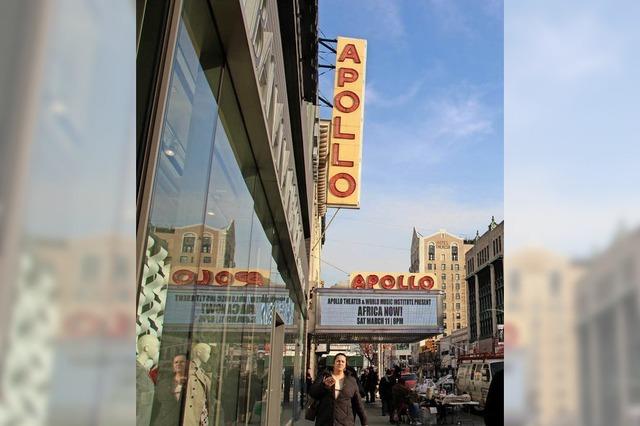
137,334 -> 160,426
183,343 -> 212,426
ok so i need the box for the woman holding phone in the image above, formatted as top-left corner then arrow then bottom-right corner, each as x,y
309,353 -> 368,426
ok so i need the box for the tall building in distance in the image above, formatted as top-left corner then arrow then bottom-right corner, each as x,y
410,228 -> 474,334
465,217 -> 504,353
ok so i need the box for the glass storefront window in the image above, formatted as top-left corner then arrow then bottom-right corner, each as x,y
137,1 -> 305,425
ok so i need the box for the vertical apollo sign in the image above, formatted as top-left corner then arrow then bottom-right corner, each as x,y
327,37 -> 367,208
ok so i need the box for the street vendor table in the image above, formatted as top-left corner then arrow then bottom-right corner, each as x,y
434,400 -> 479,425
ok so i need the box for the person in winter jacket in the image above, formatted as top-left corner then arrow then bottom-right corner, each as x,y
309,353 -> 368,426
378,369 -> 396,416
365,367 -> 378,403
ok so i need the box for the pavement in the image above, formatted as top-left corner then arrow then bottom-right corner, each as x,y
298,399 -> 485,425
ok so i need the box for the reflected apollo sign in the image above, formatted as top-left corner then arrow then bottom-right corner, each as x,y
164,286 -> 295,328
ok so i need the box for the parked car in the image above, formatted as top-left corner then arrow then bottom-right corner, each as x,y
455,356 -> 503,409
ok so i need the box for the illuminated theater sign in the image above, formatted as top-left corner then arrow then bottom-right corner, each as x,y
349,272 -> 436,290
327,37 -> 367,208
314,287 -> 444,343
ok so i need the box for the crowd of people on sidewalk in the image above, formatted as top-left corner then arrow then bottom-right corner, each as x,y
305,359 -> 503,426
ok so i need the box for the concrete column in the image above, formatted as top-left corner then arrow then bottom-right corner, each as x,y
474,274 -> 480,342
489,263 -> 498,337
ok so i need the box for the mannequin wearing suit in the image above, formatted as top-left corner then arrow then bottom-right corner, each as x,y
183,343 -> 212,426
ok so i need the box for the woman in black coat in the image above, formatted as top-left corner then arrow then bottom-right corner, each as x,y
309,353 -> 368,426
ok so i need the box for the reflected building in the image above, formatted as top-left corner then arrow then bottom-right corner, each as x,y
153,222 -> 236,269
136,0 -> 319,425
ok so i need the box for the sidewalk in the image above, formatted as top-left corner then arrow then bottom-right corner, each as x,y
298,399 -> 485,425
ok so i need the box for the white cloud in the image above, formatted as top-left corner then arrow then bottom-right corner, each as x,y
365,86 -> 495,166
363,0 -> 406,41
426,0 -> 474,37
365,80 -> 423,108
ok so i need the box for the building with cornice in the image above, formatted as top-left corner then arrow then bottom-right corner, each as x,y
410,228 -> 474,334
465,217 -> 504,353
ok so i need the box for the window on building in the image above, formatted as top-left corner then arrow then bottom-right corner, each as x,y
452,244 -> 458,261
180,255 -> 189,263
441,253 -> 446,261
443,312 -> 447,319
550,271 -> 561,295
456,303 -> 460,310
427,263 -> 432,270
457,323 -> 461,330
455,293 -> 460,300
81,255 -> 99,280
182,233 -> 196,253
455,264 -> 459,271
455,282 -> 460,290
201,235 -> 212,253
442,274 -> 447,280
443,302 -> 447,309
443,323 -> 447,329
441,264 -> 446,270
428,242 -> 435,261
456,313 -> 461,319
442,283 -> 446,290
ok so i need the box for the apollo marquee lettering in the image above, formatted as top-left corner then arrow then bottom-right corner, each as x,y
327,37 -> 367,208
349,272 -> 435,291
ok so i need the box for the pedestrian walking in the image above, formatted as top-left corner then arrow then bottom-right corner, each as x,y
378,368 -> 396,416
308,353 -> 368,426
366,366 -> 378,404
360,369 -> 370,402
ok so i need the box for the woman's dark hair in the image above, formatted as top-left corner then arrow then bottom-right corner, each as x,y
334,352 -> 348,363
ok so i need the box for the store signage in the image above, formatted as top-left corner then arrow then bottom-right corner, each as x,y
327,37 -> 367,208
349,272 -> 435,290
170,267 -> 271,287
164,287 -> 295,327
316,289 -> 440,328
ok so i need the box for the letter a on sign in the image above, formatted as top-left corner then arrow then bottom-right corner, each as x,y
326,37 -> 367,208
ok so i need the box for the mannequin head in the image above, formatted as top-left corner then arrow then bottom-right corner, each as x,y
192,343 -> 211,366
137,334 -> 160,368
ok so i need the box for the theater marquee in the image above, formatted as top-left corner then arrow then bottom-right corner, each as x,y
327,37 -> 367,208
314,288 -> 444,343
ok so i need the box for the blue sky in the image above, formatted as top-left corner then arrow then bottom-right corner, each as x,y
319,0 -> 504,285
